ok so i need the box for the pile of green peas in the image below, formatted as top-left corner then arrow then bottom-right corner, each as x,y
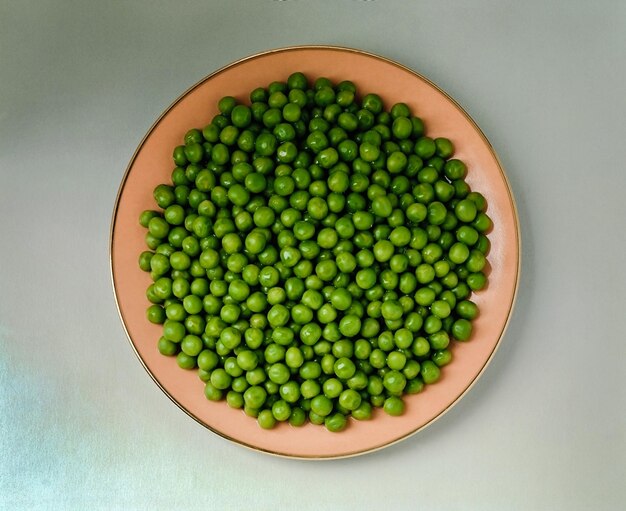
139,72 -> 492,432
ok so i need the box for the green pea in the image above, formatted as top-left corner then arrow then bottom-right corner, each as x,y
455,199 -> 478,223
429,330 -> 450,350
472,213 -> 493,233
452,318 -> 473,341
146,305 -> 166,324
337,389 -> 360,411
444,159 -> 467,180
449,242 -> 470,264
351,401 -> 372,421
311,395 -> 333,417
433,349 -> 453,367
157,336 -> 178,356
371,195 -> 392,218
383,396 -> 405,416
372,240 -> 393,262
389,226 -> 411,247
339,315 -> 361,338
256,409 -> 276,429
324,413 -> 347,432
204,381 -> 223,401
421,360 -> 441,384
456,300 -> 479,320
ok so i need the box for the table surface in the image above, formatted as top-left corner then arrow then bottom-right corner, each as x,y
1,1 -> 624,509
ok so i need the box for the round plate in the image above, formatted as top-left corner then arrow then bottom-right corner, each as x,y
110,46 -> 520,459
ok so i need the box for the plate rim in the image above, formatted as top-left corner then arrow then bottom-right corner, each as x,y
110,44 -> 521,460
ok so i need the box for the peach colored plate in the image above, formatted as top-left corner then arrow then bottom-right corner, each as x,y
110,46 -> 520,459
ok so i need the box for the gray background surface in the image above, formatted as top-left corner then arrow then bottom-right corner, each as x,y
1,1 -> 625,509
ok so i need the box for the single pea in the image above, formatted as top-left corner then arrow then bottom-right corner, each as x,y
433,181 -> 454,203
387,351 -> 407,370
181,294 -> 202,315
217,96 -> 236,115
277,381 -> 300,405
300,379 -> 321,399
224,391 -> 243,409
330,288 -> 353,311
285,346 -> 304,369
423,315 -> 442,335
325,413 -> 347,432
244,385 -> 267,409
456,225 -> 479,246
406,202 -> 428,224
268,363 -> 290,385
181,335 -> 203,357
389,226 -> 411,247
311,395 -> 333,417
338,389 -> 361,411
433,349 -> 453,367
285,72 -> 307,90
355,268 -> 377,290
204,382 -> 223,401
383,370 -> 407,394
431,300 -> 452,319
466,250 -> 487,273
362,93 -> 383,114
220,326 -> 242,349
452,318 -> 473,341
307,197 -> 329,221
300,323 -> 322,345
383,396 -> 405,416
271,399 -> 292,422
322,378 -> 343,399
472,213 -> 493,233
146,305 -> 166,324
339,315 -> 361,338
412,336 -> 430,357
335,252 -> 357,274
386,151 -> 407,174
414,137 -> 436,159
444,159 -> 467,180
373,240 -> 394,262
381,300 -> 403,321
257,409 -> 276,430
449,242 -> 470,264
157,336 -> 178,356
314,85 -> 335,106
401,358 -> 421,380
391,115 -> 413,139
429,331 -> 450,350
456,300 -> 479,320
427,202 -> 447,226
316,260 -> 338,282
162,319 -> 185,342
335,216 -> 355,239
421,360 -> 441,384
170,251 -> 191,271
371,195 -> 393,218
147,217 -> 169,240
334,357 -> 356,379
352,401 -> 372,421
455,199 -> 478,223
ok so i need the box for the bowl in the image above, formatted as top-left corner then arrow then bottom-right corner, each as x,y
110,46 -> 520,459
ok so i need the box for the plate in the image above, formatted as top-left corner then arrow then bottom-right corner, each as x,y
110,46 -> 520,459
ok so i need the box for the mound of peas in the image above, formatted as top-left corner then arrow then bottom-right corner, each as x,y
138,72 -> 492,432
